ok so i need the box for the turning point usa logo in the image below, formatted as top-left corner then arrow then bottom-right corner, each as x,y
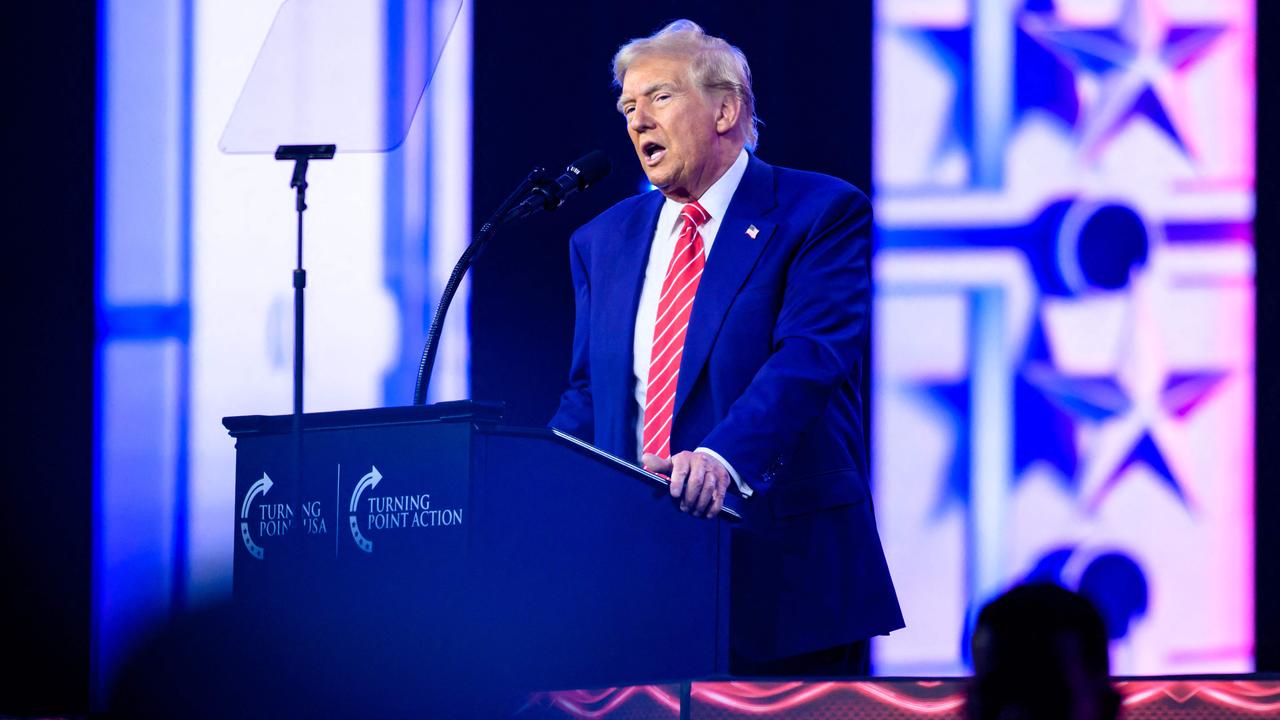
347,465 -> 463,553
239,472 -> 329,560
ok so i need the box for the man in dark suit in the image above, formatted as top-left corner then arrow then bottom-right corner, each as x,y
550,19 -> 903,675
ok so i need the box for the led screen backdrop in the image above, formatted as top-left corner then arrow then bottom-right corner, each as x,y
872,0 -> 1254,674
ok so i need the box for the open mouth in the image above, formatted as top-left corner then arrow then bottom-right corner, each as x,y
641,141 -> 666,165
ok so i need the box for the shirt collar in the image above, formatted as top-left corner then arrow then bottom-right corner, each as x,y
662,147 -> 750,231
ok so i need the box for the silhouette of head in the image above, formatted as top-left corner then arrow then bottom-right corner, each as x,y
967,583 -> 1120,720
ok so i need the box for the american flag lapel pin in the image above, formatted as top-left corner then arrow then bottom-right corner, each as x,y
746,224 -> 759,239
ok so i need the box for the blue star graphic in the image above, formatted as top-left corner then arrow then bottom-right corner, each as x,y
902,27 -> 973,173
915,380 -> 972,518
904,1 -> 1081,175
919,319 -> 1228,514
1020,0 -> 1226,158
1017,0 -> 1082,128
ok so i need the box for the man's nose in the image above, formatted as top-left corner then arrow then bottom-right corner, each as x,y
629,105 -> 654,132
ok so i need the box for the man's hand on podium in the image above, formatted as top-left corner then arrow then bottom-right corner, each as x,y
642,451 -> 732,519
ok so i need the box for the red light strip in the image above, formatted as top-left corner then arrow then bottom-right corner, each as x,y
538,679 -> 1280,718
692,682 -> 964,714
1117,681 -> 1280,712
534,686 -> 680,718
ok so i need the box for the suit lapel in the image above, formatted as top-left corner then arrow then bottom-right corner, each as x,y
673,156 -> 778,423
597,190 -> 664,455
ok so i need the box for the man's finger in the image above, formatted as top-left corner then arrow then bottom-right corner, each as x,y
694,463 -> 718,516
707,486 -> 724,518
641,452 -> 672,476
706,471 -> 727,515
668,453 -> 690,500
681,457 -> 704,512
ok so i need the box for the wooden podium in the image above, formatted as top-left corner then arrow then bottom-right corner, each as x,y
223,401 -> 733,705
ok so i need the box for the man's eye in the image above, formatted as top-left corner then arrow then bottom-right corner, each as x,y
623,106 -> 635,115
655,94 -> 670,102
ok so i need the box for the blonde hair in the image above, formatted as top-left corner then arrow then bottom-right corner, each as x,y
612,19 -> 759,150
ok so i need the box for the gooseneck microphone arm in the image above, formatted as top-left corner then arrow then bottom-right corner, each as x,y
411,150 -> 612,406
412,168 -> 547,405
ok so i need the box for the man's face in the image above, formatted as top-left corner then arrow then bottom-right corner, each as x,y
618,54 -> 725,201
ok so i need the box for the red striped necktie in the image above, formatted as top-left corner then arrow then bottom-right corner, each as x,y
642,201 -> 711,460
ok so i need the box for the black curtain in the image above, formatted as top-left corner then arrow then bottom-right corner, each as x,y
1,0 -> 96,714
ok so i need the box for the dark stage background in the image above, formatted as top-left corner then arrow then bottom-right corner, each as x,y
2,1 -> 96,714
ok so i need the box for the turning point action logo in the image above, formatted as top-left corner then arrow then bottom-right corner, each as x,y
348,465 -> 463,553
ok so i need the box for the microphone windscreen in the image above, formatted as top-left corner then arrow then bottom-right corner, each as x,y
568,150 -> 612,189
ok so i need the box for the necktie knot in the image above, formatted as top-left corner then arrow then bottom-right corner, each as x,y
680,201 -> 710,229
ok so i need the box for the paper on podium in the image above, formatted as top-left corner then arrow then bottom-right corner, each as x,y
219,0 -> 463,153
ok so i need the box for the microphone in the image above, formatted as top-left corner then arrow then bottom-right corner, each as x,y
506,150 -> 612,221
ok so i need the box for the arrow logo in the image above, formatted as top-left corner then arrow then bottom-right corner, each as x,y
349,466 -> 382,512
239,472 -> 274,560
241,473 -> 274,519
348,465 -> 382,553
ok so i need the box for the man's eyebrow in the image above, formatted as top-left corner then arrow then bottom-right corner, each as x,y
616,82 -> 679,112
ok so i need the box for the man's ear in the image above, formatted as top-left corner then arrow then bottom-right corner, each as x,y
715,92 -> 742,136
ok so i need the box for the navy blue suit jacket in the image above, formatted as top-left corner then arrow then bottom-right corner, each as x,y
550,154 -> 904,660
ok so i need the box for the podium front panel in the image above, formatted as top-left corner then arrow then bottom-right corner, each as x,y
225,408 -> 729,697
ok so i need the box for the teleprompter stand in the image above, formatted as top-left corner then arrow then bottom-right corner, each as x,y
274,143 -> 334,490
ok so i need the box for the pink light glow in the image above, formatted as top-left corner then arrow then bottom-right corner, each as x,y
692,681 -> 967,714
535,680 -> 1280,718
534,685 -> 680,718
1117,680 -> 1280,713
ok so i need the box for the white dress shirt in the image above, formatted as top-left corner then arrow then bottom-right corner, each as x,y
633,148 -> 753,497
